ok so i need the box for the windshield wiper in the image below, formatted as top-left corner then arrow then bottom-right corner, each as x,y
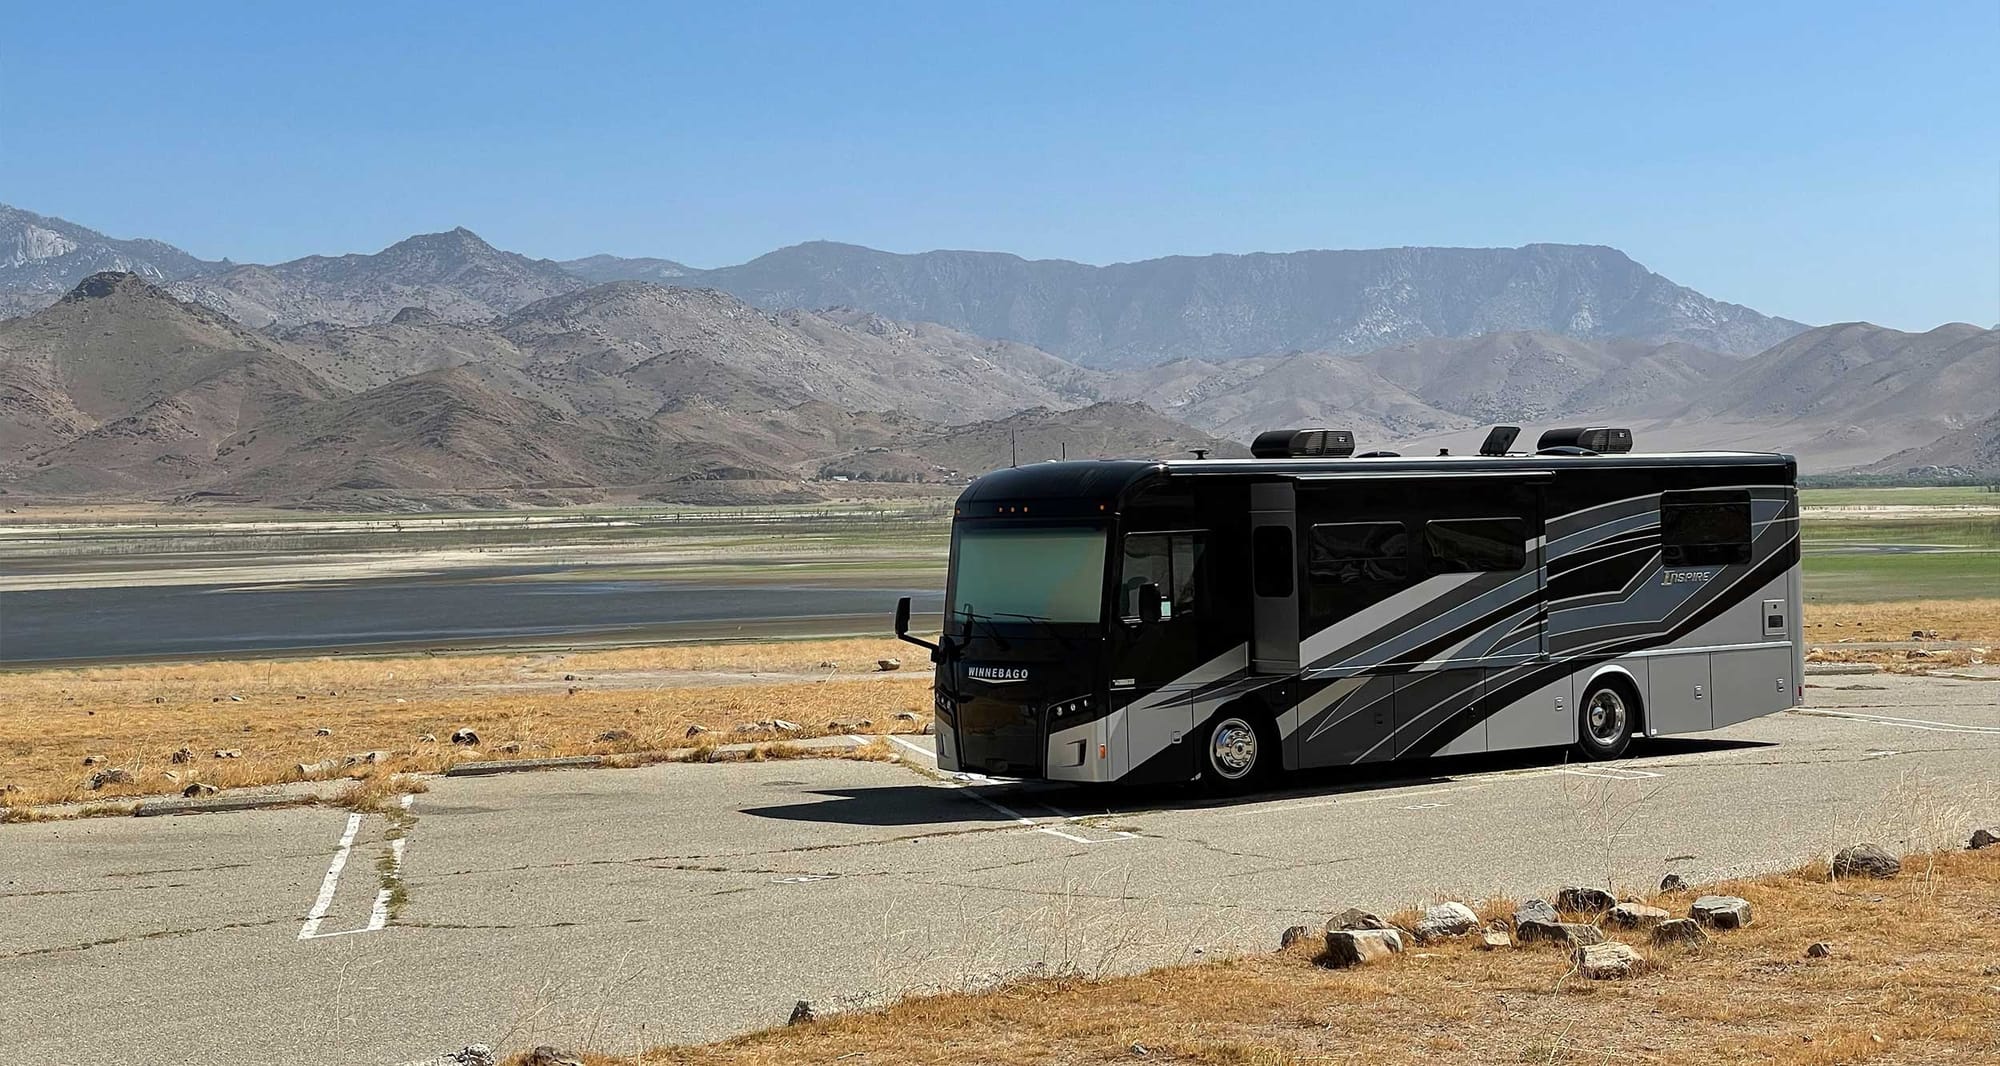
957,604 -> 1011,650
985,611 -> 1080,649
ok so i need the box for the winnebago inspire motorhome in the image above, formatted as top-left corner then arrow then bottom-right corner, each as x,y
894,426 -> 1804,788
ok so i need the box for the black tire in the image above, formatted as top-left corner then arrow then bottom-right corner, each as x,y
1199,708 -> 1277,792
1576,677 -> 1638,760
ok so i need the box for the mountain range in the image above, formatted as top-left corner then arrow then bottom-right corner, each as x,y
0,205 -> 1993,507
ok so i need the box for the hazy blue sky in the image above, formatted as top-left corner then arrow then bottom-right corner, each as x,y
4,1 -> 1995,329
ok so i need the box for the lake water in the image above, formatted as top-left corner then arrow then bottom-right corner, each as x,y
0,578 -> 946,663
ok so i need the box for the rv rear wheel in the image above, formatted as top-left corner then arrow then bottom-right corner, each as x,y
1202,712 -> 1274,791
1576,678 -> 1638,760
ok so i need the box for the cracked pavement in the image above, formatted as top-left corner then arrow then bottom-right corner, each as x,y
2,671 -> 1994,1064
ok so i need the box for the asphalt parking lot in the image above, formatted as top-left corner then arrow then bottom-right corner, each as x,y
2,671 -> 1995,1065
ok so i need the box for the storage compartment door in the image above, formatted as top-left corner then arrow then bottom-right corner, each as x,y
1249,481 -> 1299,674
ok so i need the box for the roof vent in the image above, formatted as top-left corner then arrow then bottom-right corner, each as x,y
1251,428 -> 1356,459
1479,426 -> 1521,456
1537,427 -> 1633,454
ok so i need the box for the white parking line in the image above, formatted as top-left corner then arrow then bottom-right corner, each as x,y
885,734 -> 937,760
1800,709 -> 2000,735
298,813 -> 363,941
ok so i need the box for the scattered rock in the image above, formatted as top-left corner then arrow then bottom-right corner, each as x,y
1971,828 -> 1998,850
1326,907 -> 1390,932
1652,918 -> 1710,947
876,658 -> 902,672
1606,902 -> 1671,930
1412,901 -> 1480,942
170,748 -> 195,765
87,767 -> 136,790
1660,873 -> 1689,893
343,751 -> 387,766
211,750 -> 242,759
524,1048 -> 583,1066
827,718 -> 873,731
818,660 -> 839,669
771,719 -> 801,732
0,783 -> 17,794
1513,899 -> 1559,927
894,711 -> 920,722
448,1046 -> 496,1066
1280,924 -> 1314,949
296,759 -> 340,777
563,674 -> 577,681
1557,886 -> 1617,914
160,771 -> 179,782
1480,928 -> 1513,950
1832,843 -> 1900,879
1690,895 -> 1753,929
314,728 -> 333,737
449,728 -> 479,746
497,741 -> 522,754
1806,941 -> 1833,958
227,695 -> 243,702
1911,629 -> 1939,640
1576,941 -> 1646,980
732,722 -> 763,734
418,733 -> 438,743
788,1000 -> 815,1025
595,729 -> 635,742
685,724 -> 711,738
1518,920 -> 1605,947
920,721 -> 935,735
82,754 -> 106,767
182,782 -> 219,798
1319,928 -> 1405,968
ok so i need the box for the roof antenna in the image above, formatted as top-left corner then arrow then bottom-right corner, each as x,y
1190,448 -> 1209,460
1438,448 -> 1451,456
1061,442 -> 1067,460
1010,429 -> 1018,468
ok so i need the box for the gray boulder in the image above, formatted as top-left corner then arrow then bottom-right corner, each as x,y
1279,924 -> 1314,949
1832,843 -> 1900,879
1557,886 -> 1616,914
524,1048 -> 583,1066
1576,941 -> 1646,979
1480,928 -> 1513,950
1605,902 -> 1670,930
1659,873 -> 1689,892
1972,828 -> 1998,850
788,1000 -> 815,1025
449,728 -> 479,746
1806,942 -> 1833,958
1320,928 -> 1405,968
876,658 -> 902,672
181,782 -> 219,798
1519,920 -> 1605,947
1513,898 -> 1560,927
1412,901 -> 1480,943
1652,918 -> 1710,947
594,729 -> 634,742
1326,907 -> 1390,932
1690,895 -> 1753,929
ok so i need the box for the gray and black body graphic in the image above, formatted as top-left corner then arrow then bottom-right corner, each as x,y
923,446 -> 1801,785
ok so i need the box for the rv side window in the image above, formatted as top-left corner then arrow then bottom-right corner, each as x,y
1426,517 -> 1528,574
1252,526 -> 1293,597
1308,522 -> 1409,583
1121,532 -> 1204,621
1660,491 -> 1753,566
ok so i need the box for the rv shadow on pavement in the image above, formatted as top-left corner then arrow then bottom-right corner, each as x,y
743,737 -> 1777,827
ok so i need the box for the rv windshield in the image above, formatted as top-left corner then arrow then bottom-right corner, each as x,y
951,525 -> 1107,625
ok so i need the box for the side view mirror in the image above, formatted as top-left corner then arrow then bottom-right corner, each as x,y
894,596 -> 940,654
1137,582 -> 1163,624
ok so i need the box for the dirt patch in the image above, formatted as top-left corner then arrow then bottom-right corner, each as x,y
574,848 -> 2000,1066
0,637 -> 933,810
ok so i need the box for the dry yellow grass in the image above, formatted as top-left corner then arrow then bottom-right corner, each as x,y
1804,598 -> 2000,643
0,638 -> 933,810
552,848 -> 2000,1066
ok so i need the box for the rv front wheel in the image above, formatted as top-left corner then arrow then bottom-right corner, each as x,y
1203,713 -> 1272,790
1576,679 -> 1637,760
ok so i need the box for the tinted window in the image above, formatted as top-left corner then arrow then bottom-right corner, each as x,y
1308,522 -> 1409,583
1661,491 -> 1753,566
1426,517 -> 1528,574
1253,525 -> 1293,597
1120,532 -> 1204,621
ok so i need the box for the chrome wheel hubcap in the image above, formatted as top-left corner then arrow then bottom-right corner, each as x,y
1210,717 -> 1259,779
1586,690 -> 1627,743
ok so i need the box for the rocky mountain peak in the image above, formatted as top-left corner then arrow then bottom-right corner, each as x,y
61,271 -> 160,302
